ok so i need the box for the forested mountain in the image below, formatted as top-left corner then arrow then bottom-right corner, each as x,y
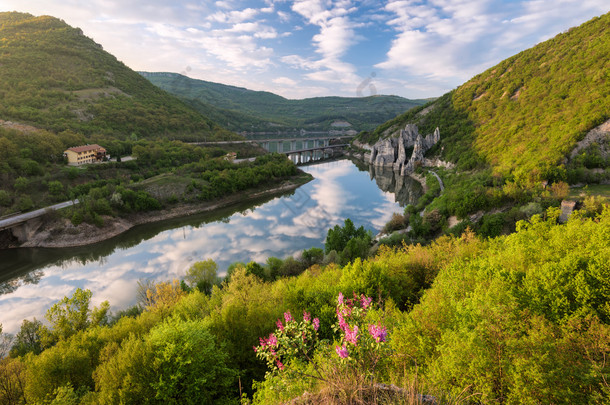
141,72 -> 428,133
0,12 -> 234,140
360,12 -> 610,184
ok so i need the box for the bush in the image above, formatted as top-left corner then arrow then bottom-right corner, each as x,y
0,190 -> 11,207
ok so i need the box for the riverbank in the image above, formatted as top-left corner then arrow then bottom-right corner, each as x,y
13,174 -> 313,249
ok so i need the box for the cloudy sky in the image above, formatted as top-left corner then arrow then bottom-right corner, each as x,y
1,1 -> 607,99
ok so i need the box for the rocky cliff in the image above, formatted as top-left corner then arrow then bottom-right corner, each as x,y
367,124 -> 440,175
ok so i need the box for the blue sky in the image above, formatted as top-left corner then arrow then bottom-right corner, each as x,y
1,0 -> 607,99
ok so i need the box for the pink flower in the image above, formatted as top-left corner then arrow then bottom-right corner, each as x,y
253,346 -> 258,352
276,359 -> 285,370
368,324 -> 388,343
312,318 -> 320,331
303,311 -> 311,322
361,295 -> 373,309
276,319 -> 284,331
266,333 -> 278,347
284,311 -> 293,323
337,313 -> 348,331
335,345 -> 349,358
338,292 -> 344,305
345,325 -> 359,345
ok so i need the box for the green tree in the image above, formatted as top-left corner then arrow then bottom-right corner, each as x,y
13,177 -> 28,192
10,319 -> 42,357
48,180 -> 64,197
40,288 -> 109,347
184,259 -> 219,294
0,190 -> 10,207
94,319 -> 237,404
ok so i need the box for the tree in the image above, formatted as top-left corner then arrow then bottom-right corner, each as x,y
325,219 -> 369,254
94,319 -> 237,404
40,288 -> 109,347
184,259 -> 219,294
48,180 -> 64,197
246,261 -> 265,280
13,177 -> 28,192
10,319 -> 42,357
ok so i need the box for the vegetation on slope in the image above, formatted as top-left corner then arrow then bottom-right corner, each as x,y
0,12 -> 234,140
360,12 -> 610,184
141,72 -> 428,132
0,206 -> 608,404
0,124 -> 298,224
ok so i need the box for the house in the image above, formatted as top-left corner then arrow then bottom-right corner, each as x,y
64,144 -> 107,165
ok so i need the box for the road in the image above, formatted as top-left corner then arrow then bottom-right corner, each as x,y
429,170 -> 445,192
0,199 -> 78,230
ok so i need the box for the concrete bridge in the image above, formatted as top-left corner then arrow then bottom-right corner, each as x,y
284,144 -> 348,164
191,135 -> 354,150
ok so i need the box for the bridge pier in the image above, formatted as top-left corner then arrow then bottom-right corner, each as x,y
291,141 -> 296,151
277,141 -> 283,153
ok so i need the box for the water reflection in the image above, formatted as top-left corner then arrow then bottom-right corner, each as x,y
0,159 -> 422,333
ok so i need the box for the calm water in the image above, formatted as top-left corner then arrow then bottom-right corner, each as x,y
0,159 -> 422,334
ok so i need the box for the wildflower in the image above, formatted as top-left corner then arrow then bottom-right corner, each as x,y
345,324 -> 359,345
338,292 -> 344,305
267,333 -> 278,347
337,313 -> 348,331
368,323 -> 388,343
276,359 -> 285,370
361,295 -> 372,309
276,319 -> 284,331
284,311 -> 293,323
335,344 -> 349,358
253,346 -> 257,353
303,311 -> 311,322
312,318 -> 320,331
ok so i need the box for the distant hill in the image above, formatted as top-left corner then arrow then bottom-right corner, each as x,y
360,12 -> 610,183
140,72 -> 428,133
0,12 -> 235,141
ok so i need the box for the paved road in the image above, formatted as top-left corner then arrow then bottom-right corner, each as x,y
0,199 -> 78,230
429,170 -> 445,192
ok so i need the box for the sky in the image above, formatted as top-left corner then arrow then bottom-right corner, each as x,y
0,1 -> 607,99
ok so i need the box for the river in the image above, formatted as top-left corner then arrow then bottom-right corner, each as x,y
0,159 -> 422,334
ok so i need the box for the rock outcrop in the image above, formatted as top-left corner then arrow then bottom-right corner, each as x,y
368,124 -> 440,175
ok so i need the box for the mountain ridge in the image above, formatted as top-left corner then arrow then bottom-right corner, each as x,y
140,71 -> 429,133
359,12 -> 610,184
0,12 -> 236,141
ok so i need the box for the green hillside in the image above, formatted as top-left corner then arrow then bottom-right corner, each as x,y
141,72 -> 428,132
361,12 -> 610,184
0,12 -> 234,140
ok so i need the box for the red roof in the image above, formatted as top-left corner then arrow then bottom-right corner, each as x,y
66,144 -> 105,153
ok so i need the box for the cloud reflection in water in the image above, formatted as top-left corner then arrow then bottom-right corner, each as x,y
0,159 -> 422,333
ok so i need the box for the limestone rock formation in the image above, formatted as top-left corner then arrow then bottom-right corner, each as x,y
368,124 -> 440,174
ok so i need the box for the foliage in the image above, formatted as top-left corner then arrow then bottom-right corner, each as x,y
390,207 -> 610,403
254,310 -> 320,373
184,259 -> 219,294
325,218 -> 373,264
10,319 -> 43,357
40,288 -> 109,348
3,205 -> 609,404
0,12 -> 233,140
361,13 -> 610,186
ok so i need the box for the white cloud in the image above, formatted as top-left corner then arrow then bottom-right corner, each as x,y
376,0 -> 609,90
273,76 -> 298,86
290,0 -> 362,88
